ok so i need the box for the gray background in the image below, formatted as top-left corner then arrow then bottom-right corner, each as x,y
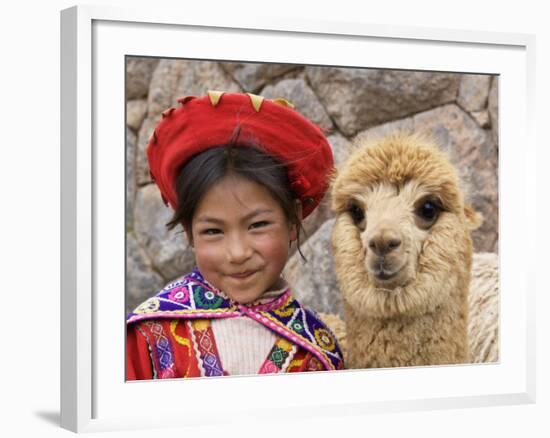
126,58 -> 499,315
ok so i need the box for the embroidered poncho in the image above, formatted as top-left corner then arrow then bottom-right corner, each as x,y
127,268 -> 344,379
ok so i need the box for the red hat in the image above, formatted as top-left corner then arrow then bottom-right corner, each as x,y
147,91 -> 334,219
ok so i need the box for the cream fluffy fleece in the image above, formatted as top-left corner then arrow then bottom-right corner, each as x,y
467,252 -> 499,363
319,252 -> 499,364
330,133 -> 483,368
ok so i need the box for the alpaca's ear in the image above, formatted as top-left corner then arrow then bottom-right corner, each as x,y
464,204 -> 483,231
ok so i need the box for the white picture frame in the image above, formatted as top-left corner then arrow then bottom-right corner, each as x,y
60,4 -> 536,433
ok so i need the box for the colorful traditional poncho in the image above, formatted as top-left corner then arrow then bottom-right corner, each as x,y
126,269 -> 344,380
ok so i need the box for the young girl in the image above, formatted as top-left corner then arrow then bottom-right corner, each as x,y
126,91 -> 344,380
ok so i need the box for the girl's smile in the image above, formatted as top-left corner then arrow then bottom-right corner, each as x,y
187,174 -> 297,304
228,270 -> 258,279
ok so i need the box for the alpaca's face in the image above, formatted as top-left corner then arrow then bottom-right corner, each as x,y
331,134 -> 482,318
347,180 -> 443,290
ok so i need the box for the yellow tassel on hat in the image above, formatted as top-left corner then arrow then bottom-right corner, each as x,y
271,97 -> 295,109
207,90 -> 225,107
246,93 -> 264,112
207,90 -> 295,113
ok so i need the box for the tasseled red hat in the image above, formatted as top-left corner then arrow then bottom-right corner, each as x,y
146,91 -> 334,219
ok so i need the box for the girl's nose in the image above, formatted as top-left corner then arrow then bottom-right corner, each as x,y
226,235 -> 252,263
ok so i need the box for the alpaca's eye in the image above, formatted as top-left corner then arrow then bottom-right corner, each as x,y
420,201 -> 437,220
415,199 -> 441,229
348,203 -> 365,226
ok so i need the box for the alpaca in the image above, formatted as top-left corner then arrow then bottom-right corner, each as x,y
330,133 -> 483,368
318,251 -> 499,364
467,252 -> 499,363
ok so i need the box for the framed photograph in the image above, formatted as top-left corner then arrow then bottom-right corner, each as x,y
61,5 -> 536,433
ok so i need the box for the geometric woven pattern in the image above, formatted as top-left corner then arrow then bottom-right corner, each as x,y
190,320 -> 224,377
258,337 -> 297,374
145,321 -> 176,379
127,267 -> 344,371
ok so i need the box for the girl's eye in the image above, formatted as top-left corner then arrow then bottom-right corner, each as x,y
250,221 -> 269,230
348,203 -> 365,226
202,228 -> 222,236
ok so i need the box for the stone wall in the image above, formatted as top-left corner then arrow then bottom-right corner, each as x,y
126,57 -> 499,315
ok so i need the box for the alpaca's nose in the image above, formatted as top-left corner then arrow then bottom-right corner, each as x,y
368,231 -> 402,256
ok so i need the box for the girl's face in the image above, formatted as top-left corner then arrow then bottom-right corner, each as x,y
187,174 -> 297,304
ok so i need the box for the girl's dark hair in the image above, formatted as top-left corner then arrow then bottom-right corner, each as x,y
166,143 -> 306,260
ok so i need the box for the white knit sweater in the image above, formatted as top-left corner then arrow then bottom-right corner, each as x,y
210,287 -> 292,375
